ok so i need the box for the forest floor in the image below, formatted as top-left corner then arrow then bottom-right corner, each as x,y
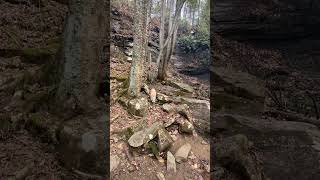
110,42 -> 210,180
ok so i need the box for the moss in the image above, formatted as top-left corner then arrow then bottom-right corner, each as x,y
148,141 -> 160,159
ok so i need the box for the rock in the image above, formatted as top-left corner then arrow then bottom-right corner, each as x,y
150,88 -> 156,103
128,97 -> 149,117
157,93 -> 171,104
110,155 -> 120,172
214,0 -> 320,40
128,130 -> 145,147
144,121 -> 163,144
56,113 -> 108,175
176,104 -> 192,121
156,172 -> 166,180
164,118 -> 175,127
162,103 -> 175,113
158,128 -> 173,152
168,80 -> 194,93
175,143 -> 191,163
179,120 -> 194,134
166,151 -> 176,173
212,113 -> 320,180
127,57 -> 132,62
180,97 -> 210,110
127,42 -> 134,48
211,67 -> 265,101
142,83 -> 150,94
128,121 -> 163,147
124,48 -> 133,57
214,134 -> 262,180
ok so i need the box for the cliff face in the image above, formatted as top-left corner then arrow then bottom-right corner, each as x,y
213,0 -> 320,40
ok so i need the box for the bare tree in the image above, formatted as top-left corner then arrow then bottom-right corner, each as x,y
157,0 -> 186,80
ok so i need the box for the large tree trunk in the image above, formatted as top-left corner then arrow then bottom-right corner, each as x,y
128,0 -> 148,97
55,0 -> 107,115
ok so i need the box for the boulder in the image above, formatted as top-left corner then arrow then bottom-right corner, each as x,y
128,97 -> 149,117
213,113 -> 320,180
128,121 -> 163,147
175,143 -> 191,163
214,134 -> 263,180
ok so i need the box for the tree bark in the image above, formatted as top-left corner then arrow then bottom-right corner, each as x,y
55,0 -> 107,115
128,0 -> 148,97
157,0 -> 185,80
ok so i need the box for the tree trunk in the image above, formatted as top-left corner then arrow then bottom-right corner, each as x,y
157,0 -> 186,80
128,0 -> 148,97
55,0 -> 107,115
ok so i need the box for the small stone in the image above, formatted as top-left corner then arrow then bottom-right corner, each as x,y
177,104 -> 192,121
157,93 -> 171,104
188,151 -> 196,160
162,103 -> 175,113
201,140 -> 208,145
150,88 -> 157,103
158,128 -> 173,152
156,172 -> 166,180
171,135 -> 178,141
142,83 -> 150,94
128,130 -> 145,147
127,57 -> 132,62
127,42 -> 134,47
125,49 -> 133,56
179,120 -> 194,134
191,163 -> 198,169
164,118 -> 175,127
175,143 -> 192,163
166,151 -> 176,173
110,155 -> 120,172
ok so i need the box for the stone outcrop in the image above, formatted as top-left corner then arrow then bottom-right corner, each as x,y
213,0 -> 320,40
